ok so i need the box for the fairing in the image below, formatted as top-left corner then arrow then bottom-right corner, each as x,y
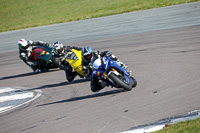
32,46 -> 53,61
92,56 -> 130,85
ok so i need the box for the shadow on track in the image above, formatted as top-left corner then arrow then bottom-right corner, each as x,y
0,69 -> 60,80
28,79 -> 89,91
37,89 -> 124,106
0,72 -> 37,80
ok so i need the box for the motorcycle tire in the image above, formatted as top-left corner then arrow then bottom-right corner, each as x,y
108,72 -> 132,91
131,77 -> 137,88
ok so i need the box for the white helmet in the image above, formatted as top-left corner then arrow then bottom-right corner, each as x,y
18,39 -> 29,51
53,41 -> 64,56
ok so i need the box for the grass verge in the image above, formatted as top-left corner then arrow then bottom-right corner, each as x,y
154,117 -> 200,133
0,0 -> 199,32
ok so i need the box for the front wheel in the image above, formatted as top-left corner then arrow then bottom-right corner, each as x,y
131,77 -> 137,88
108,72 -> 132,91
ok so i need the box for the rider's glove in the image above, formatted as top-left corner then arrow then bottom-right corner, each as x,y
60,56 -> 66,62
28,61 -> 38,66
20,53 -> 26,58
82,66 -> 91,76
28,40 -> 33,44
89,62 -> 93,69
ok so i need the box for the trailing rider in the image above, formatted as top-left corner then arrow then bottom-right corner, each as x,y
18,39 -> 51,73
52,41 -> 83,82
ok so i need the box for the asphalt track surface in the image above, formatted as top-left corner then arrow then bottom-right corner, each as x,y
0,2 -> 200,133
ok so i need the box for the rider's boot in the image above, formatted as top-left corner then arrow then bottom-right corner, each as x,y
85,75 -> 91,81
117,61 -> 132,76
32,66 -> 40,73
117,61 -> 128,70
127,70 -> 132,76
93,81 -> 107,93
100,81 -> 107,88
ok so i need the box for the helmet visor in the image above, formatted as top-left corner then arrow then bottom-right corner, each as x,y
83,54 -> 92,61
19,44 -> 29,50
57,48 -> 63,54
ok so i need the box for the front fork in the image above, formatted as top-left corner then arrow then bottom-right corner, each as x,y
102,68 -> 118,86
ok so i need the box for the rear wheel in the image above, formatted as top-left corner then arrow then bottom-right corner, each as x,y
108,72 -> 132,91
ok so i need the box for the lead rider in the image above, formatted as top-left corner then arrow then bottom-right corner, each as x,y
81,47 -> 128,92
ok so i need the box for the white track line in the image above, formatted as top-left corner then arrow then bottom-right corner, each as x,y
0,87 -> 20,93
0,92 -> 34,102
0,88 -> 42,114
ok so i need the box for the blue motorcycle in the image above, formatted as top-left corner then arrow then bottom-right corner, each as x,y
91,56 -> 137,91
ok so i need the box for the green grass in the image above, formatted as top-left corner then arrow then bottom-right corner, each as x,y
154,117 -> 200,133
0,0 -> 199,32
